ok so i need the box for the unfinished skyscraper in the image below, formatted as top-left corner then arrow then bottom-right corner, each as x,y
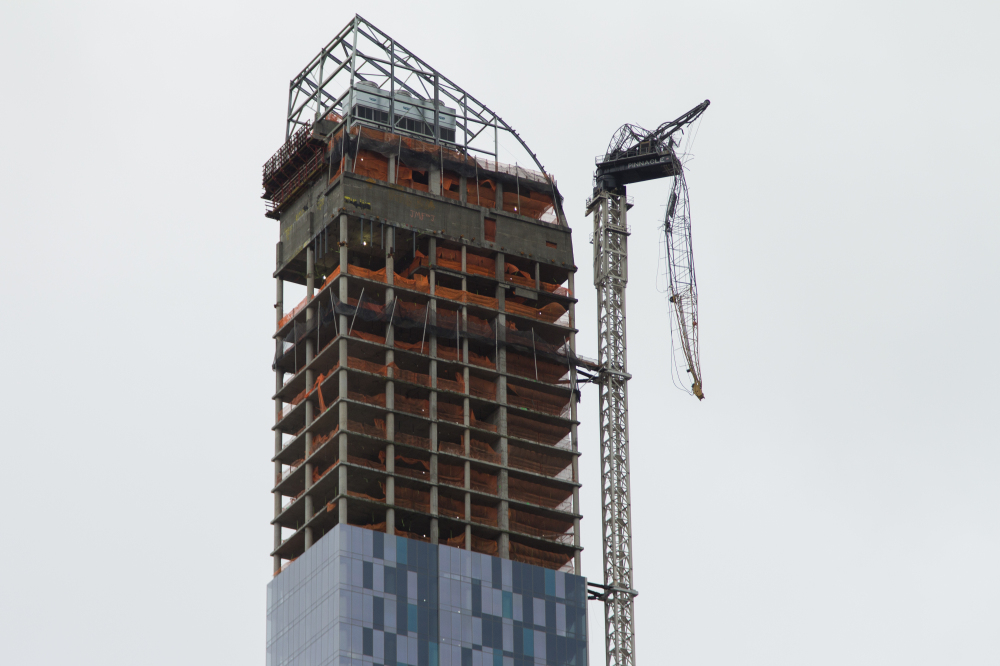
265,16 -> 588,666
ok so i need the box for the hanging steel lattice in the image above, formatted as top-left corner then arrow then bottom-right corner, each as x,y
663,161 -> 704,400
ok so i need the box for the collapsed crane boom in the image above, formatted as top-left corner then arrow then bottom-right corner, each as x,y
587,99 -> 708,666
664,164 -> 704,399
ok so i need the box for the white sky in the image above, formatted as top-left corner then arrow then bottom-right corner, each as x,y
2,1 -> 998,664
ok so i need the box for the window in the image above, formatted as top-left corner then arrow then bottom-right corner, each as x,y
353,105 -> 390,125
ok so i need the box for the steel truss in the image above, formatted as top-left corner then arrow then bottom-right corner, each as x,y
663,163 -> 703,399
588,191 -> 638,666
284,14 -> 560,219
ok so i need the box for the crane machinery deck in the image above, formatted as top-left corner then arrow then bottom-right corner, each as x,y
585,100 -> 710,666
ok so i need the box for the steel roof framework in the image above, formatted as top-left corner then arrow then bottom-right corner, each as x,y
285,15 -> 556,201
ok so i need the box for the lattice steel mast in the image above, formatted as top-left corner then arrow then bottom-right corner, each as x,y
587,189 -> 638,666
585,100 -> 709,666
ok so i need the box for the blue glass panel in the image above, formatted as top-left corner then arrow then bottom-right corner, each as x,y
397,599 -> 409,636
472,581 -> 482,617
385,633 -> 397,665
408,604 -> 418,634
522,629 -> 533,658
521,596 -> 533,626
492,559 -> 503,590
397,537 -> 408,566
374,597 -> 385,631
418,639 -> 429,666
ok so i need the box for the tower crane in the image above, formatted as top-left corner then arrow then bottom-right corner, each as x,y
585,100 -> 710,666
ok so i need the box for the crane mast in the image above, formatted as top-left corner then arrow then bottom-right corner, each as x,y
588,189 -> 637,666
586,100 -> 709,666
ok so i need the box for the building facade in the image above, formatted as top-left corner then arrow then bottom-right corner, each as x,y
267,525 -> 588,666
266,16 -> 587,666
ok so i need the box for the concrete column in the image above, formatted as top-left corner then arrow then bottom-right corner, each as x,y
428,238 -> 439,545
388,155 -> 397,185
304,246 -> 316,550
274,267 -> 284,574
568,270 -> 580,575
535,262 -> 541,292
495,252 -> 509,558
429,166 -> 441,195
338,214 -> 350,526
461,245 -> 472,550
495,182 -> 504,212
459,175 -> 467,204
385,227 -> 395,535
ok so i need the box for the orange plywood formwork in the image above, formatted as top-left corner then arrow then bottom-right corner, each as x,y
507,383 -> 571,417
349,391 -> 387,408
393,485 -> 431,513
509,540 -> 573,570
509,509 -> 573,542
438,495 -> 466,521
388,363 -> 432,387
472,535 -> 499,556
310,426 -> 339,454
471,501 -> 499,525
439,439 -> 501,465
395,431 -> 431,450
504,301 -> 567,324
506,352 -> 569,384
507,413 -> 571,447
508,476 -> 573,509
353,149 -> 389,181
354,520 -> 387,533
469,376 -> 496,400
437,372 -> 465,394
507,445 -> 571,477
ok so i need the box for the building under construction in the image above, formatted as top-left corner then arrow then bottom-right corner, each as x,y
266,16 -> 588,666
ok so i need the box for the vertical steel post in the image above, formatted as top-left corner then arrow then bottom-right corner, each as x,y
591,191 -> 637,666
390,41 -> 396,133
433,74 -> 440,145
346,16 -> 359,172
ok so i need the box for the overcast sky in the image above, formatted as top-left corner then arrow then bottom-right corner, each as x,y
2,1 -> 998,664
